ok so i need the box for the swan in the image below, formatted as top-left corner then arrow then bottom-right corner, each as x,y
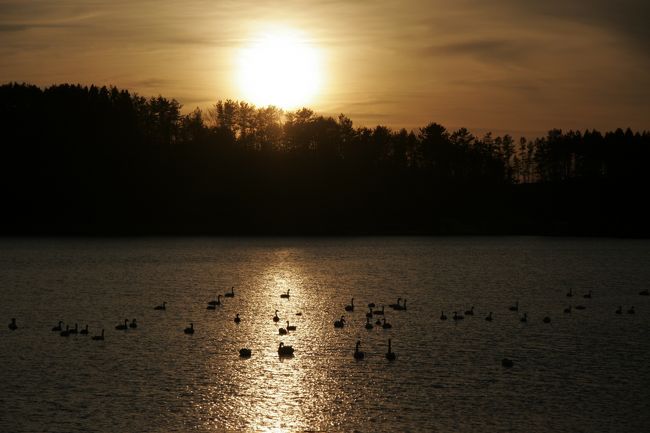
239,348 -> 252,357
345,298 -> 354,312
68,323 -> 79,334
520,313 -> 528,323
397,299 -> 407,311
373,306 -> 385,315
465,306 -> 475,316
224,286 -> 235,298
91,329 -> 105,341
8,318 -> 17,331
509,301 -> 519,312
566,288 -> 573,297
334,316 -> 346,328
583,290 -> 592,299
279,326 -> 287,335
564,305 -> 571,314
575,305 -> 586,310
375,318 -> 382,325
80,324 -> 89,335
485,312 -> 493,322
115,319 -> 128,330
60,325 -> 70,337
354,340 -> 365,360
280,289 -> 290,299
273,310 -> 280,322
129,319 -> 137,329
278,342 -> 294,356
382,318 -> 392,329
640,289 -> 649,296
366,307 -> 373,319
234,313 -> 241,324
365,317 -> 374,329
154,301 -> 166,310
440,311 -> 447,320
52,321 -> 63,332
386,338 -> 396,360
368,302 -> 376,309
184,323 -> 194,334
627,306 -> 635,314
208,295 -> 222,306
389,298 -> 402,310
502,358 -> 514,368
453,311 -> 464,321
615,306 -> 622,314
543,316 -> 551,323
206,304 -> 216,310
286,321 -> 296,331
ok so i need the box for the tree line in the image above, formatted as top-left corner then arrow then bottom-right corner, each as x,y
1,82 -> 648,235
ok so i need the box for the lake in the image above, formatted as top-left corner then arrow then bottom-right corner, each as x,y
1,237 -> 649,432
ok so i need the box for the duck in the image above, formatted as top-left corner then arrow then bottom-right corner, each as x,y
334,316 -> 346,328
8,318 -> 17,331
345,298 -> 354,312
543,316 -> 551,323
280,289 -> 290,299
273,310 -> 280,322
353,340 -> 365,360
627,306 -> 635,314
640,289 -> 649,296
440,311 -> 447,320
389,298 -> 402,310
502,358 -> 514,368
583,290 -> 592,299
239,348 -> 252,358
154,301 -> 167,310
234,313 -> 241,324
575,305 -> 586,310
278,342 -> 294,356
566,288 -> 573,297
115,319 -> 129,330
51,321 -> 63,332
509,301 -> 519,312
564,305 -> 571,314
520,313 -> 528,323
286,321 -> 296,331
60,325 -> 70,337
184,323 -> 194,334
68,323 -> 79,334
91,329 -> 105,341
365,317 -> 374,329
453,311 -> 464,321
386,338 -> 396,360
485,312 -> 493,322
224,286 -> 235,298
207,295 -> 222,306
382,318 -> 392,329
129,319 -> 138,329
80,324 -> 89,335
615,306 -> 622,314
373,305 -> 385,315
464,306 -> 475,316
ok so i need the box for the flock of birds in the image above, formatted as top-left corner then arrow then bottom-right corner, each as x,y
6,287 -> 648,366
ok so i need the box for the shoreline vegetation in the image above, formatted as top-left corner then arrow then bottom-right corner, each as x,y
1,82 -> 649,237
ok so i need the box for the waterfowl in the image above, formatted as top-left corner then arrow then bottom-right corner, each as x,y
224,286 -> 235,298
91,329 -> 105,341
354,340 -> 365,360
389,298 -> 402,310
68,323 -> 79,334
129,319 -> 137,329
640,289 -> 649,296
52,321 -> 63,332
239,348 -> 252,358
583,290 -> 592,299
206,304 -> 216,310
345,298 -> 354,312
373,305 -> 385,315
207,295 -> 222,306
115,319 -> 128,330
154,302 -> 166,310
382,318 -> 392,329
365,317 -> 374,329
485,312 -> 493,322
386,339 -> 396,360
566,288 -> 573,297
453,311 -> 464,321
543,316 -> 551,323
520,313 -> 528,323
60,325 -> 70,337
440,311 -> 448,320
278,325 -> 287,335
502,358 -> 514,368
8,318 -> 17,331
564,305 -> 572,314
465,306 -> 475,316
280,289 -> 290,299
627,306 -> 635,314
575,305 -> 586,310
80,324 -> 89,335
234,313 -> 241,324
295,312 -> 302,316
273,310 -> 280,322
394,299 -> 407,311
184,323 -> 194,334
366,308 -> 373,319
368,302 -> 376,309
615,306 -> 622,314
286,321 -> 296,331
375,318 -> 382,325
278,342 -> 294,356
334,316 -> 346,328
509,301 -> 519,312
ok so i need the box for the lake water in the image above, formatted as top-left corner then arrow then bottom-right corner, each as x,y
1,237 -> 649,432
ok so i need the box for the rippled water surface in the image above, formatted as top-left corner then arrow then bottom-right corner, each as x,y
1,237 -> 650,432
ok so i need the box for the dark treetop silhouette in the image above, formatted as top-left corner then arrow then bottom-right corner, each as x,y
1,83 -> 649,236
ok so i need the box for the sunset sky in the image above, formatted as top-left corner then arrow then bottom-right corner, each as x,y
1,0 -> 648,136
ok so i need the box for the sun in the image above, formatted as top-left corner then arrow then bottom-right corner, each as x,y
237,28 -> 323,109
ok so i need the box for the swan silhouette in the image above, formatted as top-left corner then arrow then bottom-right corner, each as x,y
91,329 -> 105,341
115,319 -> 128,330
52,321 -> 63,332
464,306 -> 474,316
365,317 -> 374,329
566,288 -> 573,297
208,295 -> 222,306
224,286 -> 235,298
129,319 -> 137,329
345,298 -> 354,312
485,312 -> 493,322
583,290 -> 592,299
239,348 -> 252,357
520,313 -> 528,323
154,301 -> 166,310
278,325 -> 287,335
373,306 -> 385,315
563,306 -> 572,314
68,323 -> 79,334
278,342 -> 294,356
640,289 -> 649,296
334,316 -> 346,328
354,340 -> 365,360
366,307 -> 373,319
509,301 -> 519,312
386,338 -> 396,360
440,311 -> 447,320
184,323 -> 194,334
453,311 -> 464,321
8,318 -> 17,330
60,325 -> 70,337
368,302 -> 376,309
502,358 -> 514,368
615,306 -> 622,314
389,298 -> 402,310
375,318 -> 382,325
543,316 -> 551,323
206,304 -> 216,310
627,306 -> 635,314
80,324 -> 89,335
286,321 -> 296,331
396,299 -> 407,311
234,313 -> 241,324
273,310 -> 280,322
575,305 -> 586,310
382,318 -> 392,329
280,289 -> 290,299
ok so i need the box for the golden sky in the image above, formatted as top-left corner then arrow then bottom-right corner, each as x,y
1,0 -> 649,136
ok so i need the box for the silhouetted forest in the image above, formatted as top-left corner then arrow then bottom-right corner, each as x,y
1,83 -> 649,236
